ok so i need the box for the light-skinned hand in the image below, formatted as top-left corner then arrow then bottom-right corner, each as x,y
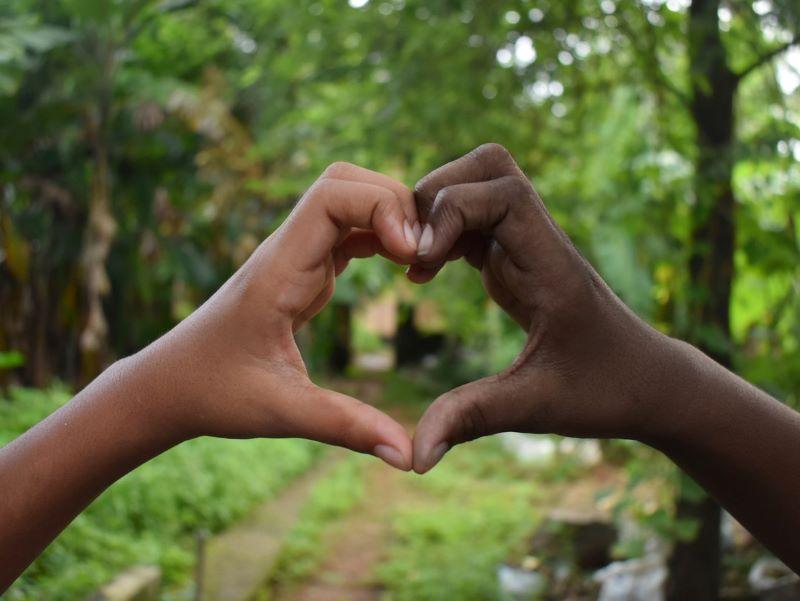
128,161 -> 420,468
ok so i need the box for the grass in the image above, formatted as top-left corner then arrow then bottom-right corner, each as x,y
377,438 -> 547,601
1,386 -> 323,600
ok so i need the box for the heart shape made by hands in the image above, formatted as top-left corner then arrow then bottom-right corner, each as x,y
151,143 -> 663,476
303,143 -> 661,474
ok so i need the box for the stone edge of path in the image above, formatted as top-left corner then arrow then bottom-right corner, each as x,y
200,450 -> 346,601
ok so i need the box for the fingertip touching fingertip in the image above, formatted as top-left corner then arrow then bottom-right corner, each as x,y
412,221 -> 422,243
417,224 -> 434,257
413,441 -> 449,474
403,220 -> 418,252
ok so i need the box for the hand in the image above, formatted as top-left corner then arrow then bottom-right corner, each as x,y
126,162 -> 420,469
408,144 -> 676,473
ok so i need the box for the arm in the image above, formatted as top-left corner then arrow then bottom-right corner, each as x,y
408,143 -> 800,571
0,361 -> 179,590
0,162 -> 419,591
652,339 -> 800,567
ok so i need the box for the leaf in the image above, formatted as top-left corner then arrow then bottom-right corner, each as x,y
12,26 -> 74,53
0,350 -> 25,369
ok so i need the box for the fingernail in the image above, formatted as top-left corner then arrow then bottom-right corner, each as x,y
374,444 -> 408,470
417,224 -> 434,256
403,220 -> 417,251
426,442 -> 449,471
412,221 -> 422,242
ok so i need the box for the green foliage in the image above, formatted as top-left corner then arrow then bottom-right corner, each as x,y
0,349 -> 25,370
0,386 -> 72,444
1,0 -> 796,395
599,441 -> 708,560
1,387 -> 323,600
0,16 -> 73,95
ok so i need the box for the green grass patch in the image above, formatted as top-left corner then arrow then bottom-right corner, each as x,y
378,368 -> 450,413
378,438 -> 545,601
1,386 -> 323,600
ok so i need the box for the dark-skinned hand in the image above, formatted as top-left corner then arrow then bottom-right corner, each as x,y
407,143 -> 670,471
407,143 -> 800,574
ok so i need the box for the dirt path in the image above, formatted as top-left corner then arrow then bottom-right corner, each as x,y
272,391 -> 422,601
274,461 -> 417,601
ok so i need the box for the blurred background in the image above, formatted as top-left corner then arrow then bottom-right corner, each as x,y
0,0 -> 798,599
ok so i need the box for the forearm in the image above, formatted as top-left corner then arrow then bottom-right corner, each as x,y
0,358 -> 180,591
647,338 -> 800,570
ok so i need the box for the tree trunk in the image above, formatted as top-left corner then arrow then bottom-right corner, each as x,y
666,0 -> 737,598
306,301 -> 353,375
328,302 -> 352,374
79,44 -> 117,385
79,145 -> 115,384
394,303 -> 421,367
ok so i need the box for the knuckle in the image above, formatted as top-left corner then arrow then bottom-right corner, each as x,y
433,186 -> 456,209
493,175 -> 530,202
413,175 -> 438,204
431,188 -> 461,227
396,183 -> 415,204
492,176 -> 537,222
474,142 -> 510,163
373,193 -> 396,222
323,161 -> 355,179
305,178 -> 333,203
330,402 -> 363,447
507,174 -> 532,197
468,143 -> 514,181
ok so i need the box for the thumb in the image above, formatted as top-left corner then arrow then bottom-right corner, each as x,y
412,372 -> 533,474
296,384 -> 413,471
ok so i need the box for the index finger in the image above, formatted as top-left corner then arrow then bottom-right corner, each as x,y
279,178 -> 417,273
323,162 -> 419,226
414,143 -> 522,220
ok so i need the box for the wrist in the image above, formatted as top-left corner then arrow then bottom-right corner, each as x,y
102,350 -> 192,451
631,334 -> 710,450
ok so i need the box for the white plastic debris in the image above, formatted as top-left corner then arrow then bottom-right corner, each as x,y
499,433 -> 557,463
593,555 -> 666,601
499,433 -> 601,466
559,437 -> 602,465
748,557 -> 799,593
497,564 -> 546,600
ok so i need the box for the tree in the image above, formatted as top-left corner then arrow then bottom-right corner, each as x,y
669,1 -> 798,596
1,1 -> 798,594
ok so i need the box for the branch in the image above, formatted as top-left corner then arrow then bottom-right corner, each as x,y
736,35 -> 800,82
648,59 -> 691,108
617,11 -> 690,108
